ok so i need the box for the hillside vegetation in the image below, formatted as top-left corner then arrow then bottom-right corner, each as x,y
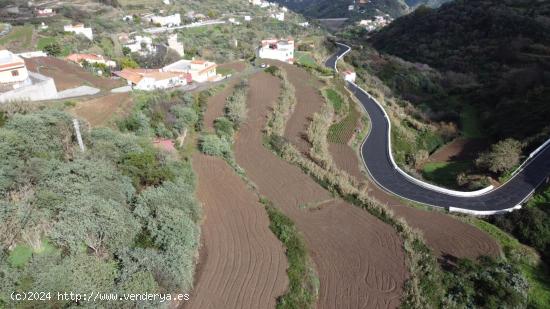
270,0 -> 451,19
370,0 -> 550,142
0,107 -> 201,307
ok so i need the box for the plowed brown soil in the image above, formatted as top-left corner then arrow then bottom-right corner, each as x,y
217,61 -> 247,73
24,57 -> 124,91
235,72 -> 408,309
267,61 -> 324,154
329,142 -> 365,182
328,140 -> 500,259
202,62 -> 247,132
187,148 -> 288,309
202,81 -> 239,132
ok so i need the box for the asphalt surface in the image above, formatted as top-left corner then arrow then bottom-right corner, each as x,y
326,44 -> 550,212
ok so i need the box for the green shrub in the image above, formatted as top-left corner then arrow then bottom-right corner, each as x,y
476,138 -> 523,174
225,80 -> 248,126
171,106 -> 198,131
263,201 -> 318,309
214,117 -> 234,139
265,66 -> 280,75
199,134 -> 230,157
442,256 -> 528,308
120,146 -> 175,188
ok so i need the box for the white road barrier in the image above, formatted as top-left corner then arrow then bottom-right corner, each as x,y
331,42 -> 550,214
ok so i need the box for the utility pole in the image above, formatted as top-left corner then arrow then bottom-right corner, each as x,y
73,119 -> 85,152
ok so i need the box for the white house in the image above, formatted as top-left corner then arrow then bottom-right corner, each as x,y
0,50 -> 29,86
163,59 -> 218,83
343,70 -> 356,83
35,8 -> 55,17
167,34 -> 184,57
299,22 -> 310,27
258,38 -> 294,64
148,13 -> 181,27
124,36 -> 156,55
228,17 -> 241,25
17,51 -> 48,59
359,15 -> 393,32
250,0 -> 271,8
244,16 -> 252,22
64,24 -> 93,40
271,12 -> 284,21
114,69 -> 188,91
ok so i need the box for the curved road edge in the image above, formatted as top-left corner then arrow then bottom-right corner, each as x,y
327,42 -> 550,215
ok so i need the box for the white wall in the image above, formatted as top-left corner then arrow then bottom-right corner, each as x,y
0,72 -> 57,103
0,66 -> 28,84
64,26 -> 93,40
135,77 -> 185,91
258,47 -> 293,63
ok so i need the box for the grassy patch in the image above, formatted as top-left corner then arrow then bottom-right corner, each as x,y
0,25 -> 33,49
8,245 -> 33,268
323,88 -> 345,114
462,217 -> 550,307
217,67 -> 234,76
328,105 -> 359,144
421,161 -> 471,189
460,105 -> 484,139
295,51 -> 316,67
37,36 -> 55,50
262,199 -> 318,309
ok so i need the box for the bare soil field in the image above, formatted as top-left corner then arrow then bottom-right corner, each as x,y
268,61 -> 325,154
235,72 -> 408,308
328,142 -> 500,259
202,62 -> 247,132
25,57 -> 124,91
69,93 -> 133,127
217,61 -> 247,73
329,142 -> 365,182
187,154 -> 288,309
202,81 -> 239,132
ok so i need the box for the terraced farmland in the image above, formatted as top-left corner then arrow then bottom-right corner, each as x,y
328,105 -> 360,144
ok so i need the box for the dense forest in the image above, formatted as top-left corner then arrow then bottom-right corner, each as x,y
0,93 -> 202,307
369,0 -> 550,142
270,0 -> 450,18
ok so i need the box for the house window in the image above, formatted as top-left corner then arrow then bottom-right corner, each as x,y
11,70 -> 19,77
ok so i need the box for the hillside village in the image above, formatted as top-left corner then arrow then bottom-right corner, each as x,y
0,0 -> 318,102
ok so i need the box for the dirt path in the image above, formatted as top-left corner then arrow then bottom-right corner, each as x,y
328,141 -> 500,259
187,154 -> 288,309
235,72 -> 408,309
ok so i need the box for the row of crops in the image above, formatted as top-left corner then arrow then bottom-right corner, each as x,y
327,100 -> 360,144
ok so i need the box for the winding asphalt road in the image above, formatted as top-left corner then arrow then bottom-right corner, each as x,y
326,43 -> 550,214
